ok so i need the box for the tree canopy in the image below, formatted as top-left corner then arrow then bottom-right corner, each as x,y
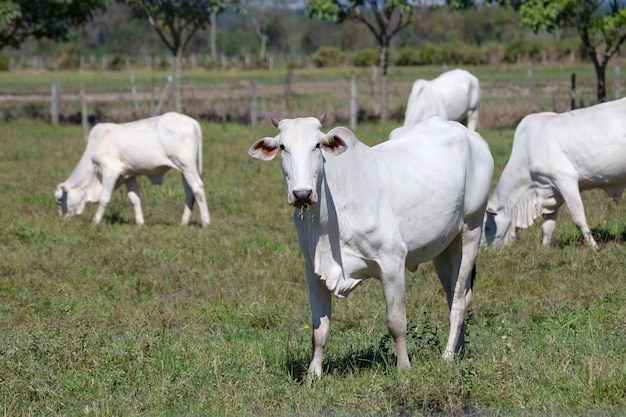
306,0 -> 416,120
0,0 -> 107,50
516,0 -> 626,102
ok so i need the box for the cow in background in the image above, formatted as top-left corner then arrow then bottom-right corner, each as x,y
404,68 -> 480,131
249,115 -> 493,379
483,97 -> 626,250
55,112 -> 210,227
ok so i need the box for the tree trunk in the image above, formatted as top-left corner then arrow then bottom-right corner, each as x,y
595,62 -> 607,103
210,12 -> 217,61
174,47 -> 183,112
379,43 -> 388,121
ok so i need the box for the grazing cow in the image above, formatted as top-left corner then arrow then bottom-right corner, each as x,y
249,115 -> 493,378
54,112 -> 210,227
404,68 -> 480,131
483,97 -> 626,250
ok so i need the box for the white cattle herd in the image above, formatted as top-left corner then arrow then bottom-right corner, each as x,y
53,69 -> 625,378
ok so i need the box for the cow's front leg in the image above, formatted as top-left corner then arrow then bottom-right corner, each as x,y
306,268 -> 331,381
541,211 -> 558,247
125,178 -> 144,226
380,262 -> 410,371
93,170 -> 119,225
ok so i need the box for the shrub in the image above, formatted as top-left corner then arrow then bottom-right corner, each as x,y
394,46 -> 420,66
56,44 -> 81,70
352,49 -> 379,67
311,46 -> 344,68
108,54 -> 129,71
0,54 -> 9,71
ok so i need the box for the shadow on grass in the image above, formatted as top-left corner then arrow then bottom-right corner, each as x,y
556,226 -> 626,248
285,334 -> 396,383
285,314 -> 444,383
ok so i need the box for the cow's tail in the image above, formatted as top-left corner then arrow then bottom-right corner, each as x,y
195,120 -> 203,180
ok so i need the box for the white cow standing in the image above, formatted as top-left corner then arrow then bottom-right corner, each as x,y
483,97 -> 626,250
404,68 -> 481,131
55,112 -> 210,227
249,115 -> 493,378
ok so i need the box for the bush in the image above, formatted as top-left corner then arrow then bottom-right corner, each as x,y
0,54 -> 9,71
56,44 -> 81,70
394,46 -> 420,66
311,46 -> 344,68
352,49 -> 379,67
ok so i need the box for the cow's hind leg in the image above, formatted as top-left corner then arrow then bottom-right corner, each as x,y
466,108 -> 479,131
434,224 -> 480,361
181,172 -> 210,227
125,178 -> 145,226
557,181 -> 597,249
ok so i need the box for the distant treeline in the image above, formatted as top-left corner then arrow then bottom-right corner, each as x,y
0,4 -> 602,72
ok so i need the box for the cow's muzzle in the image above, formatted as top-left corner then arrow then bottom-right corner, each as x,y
291,188 -> 314,208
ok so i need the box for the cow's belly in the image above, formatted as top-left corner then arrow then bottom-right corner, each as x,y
399,212 -> 464,265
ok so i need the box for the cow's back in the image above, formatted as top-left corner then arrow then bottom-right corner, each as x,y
531,99 -> 626,187
376,118 -> 492,261
433,69 -> 480,122
90,112 -> 201,175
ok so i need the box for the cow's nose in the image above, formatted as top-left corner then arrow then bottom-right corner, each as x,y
293,189 -> 312,204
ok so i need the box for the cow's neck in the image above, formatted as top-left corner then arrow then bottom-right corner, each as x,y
65,146 -> 96,189
295,171 -> 362,298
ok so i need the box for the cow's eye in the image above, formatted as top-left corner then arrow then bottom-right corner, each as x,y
315,143 -> 321,149
279,144 -> 285,151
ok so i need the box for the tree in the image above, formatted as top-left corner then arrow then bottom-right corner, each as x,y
124,0 -> 240,112
306,0 -> 416,121
516,0 -> 626,103
0,0 -> 107,50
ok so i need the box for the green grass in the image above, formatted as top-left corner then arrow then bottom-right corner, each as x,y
1,117 -> 626,416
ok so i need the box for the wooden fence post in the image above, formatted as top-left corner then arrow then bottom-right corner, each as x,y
50,79 -> 60,126
615,64 -> 621,100
250,78 -> 257,131
527,63 -> 533,108
154,76 -> 172,116
80,82 -> 88,141
284,69 -> 293,116
131,71 -> 139,117
350,73 -> 357,130
571,73 -> 576,110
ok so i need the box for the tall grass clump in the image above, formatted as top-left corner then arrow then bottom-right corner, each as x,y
1,117 -> 625,416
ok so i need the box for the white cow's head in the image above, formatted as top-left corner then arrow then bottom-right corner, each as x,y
54,179 -> 101,219
482,205 -> 516,248
248,115 -> 347,208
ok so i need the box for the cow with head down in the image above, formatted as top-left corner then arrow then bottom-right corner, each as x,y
483,97 -> 626,250
55,112 -> 210,227
249,115 -> 493,379
404,68 -> 481,131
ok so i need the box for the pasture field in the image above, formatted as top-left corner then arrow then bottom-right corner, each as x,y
1,114 -> 626,416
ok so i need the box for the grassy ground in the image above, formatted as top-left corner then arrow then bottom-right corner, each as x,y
1,115 -> 626,415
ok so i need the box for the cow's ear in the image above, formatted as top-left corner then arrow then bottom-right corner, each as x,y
322,134 -> 347,156
249,137 -> 280,161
